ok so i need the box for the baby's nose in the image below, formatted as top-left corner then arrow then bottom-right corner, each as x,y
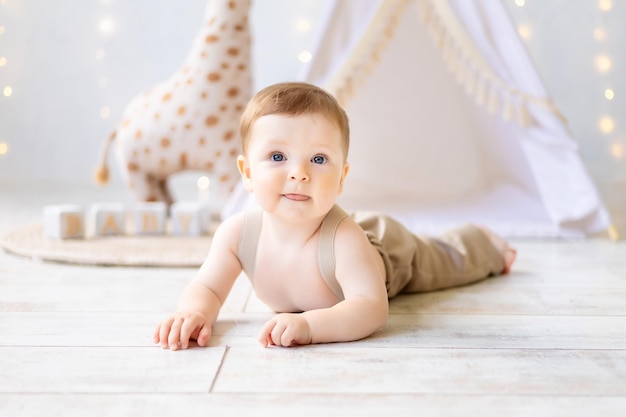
289,164 -> 310,182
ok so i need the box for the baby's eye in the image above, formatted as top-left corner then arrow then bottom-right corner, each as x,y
312,155 -> 327,164
270,152 -> 285,162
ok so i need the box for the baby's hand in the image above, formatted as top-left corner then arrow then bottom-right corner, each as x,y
257,313 -> 312,347
153,311 -> 212,350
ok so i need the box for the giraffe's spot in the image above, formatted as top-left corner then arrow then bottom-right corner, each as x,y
215,150 -> 222,158
227,87 -> 239,98
159,159 -> 167,168
173,81 -> 180,89
237,63 -> 247,71
199,137 -> 206,146
127,162 -> 139,172
182,66 -> 191,74
205,115 -> 219,126
220,105 -> 227,112
207,72 -> 221,82
180,153 -> 188,168
132,150 -> 138,158
144,147 -> 150,155
221,62 -> 230,70
227,47 -> 239,57
220,23 -> 227,31
146,196 -> 158,203
186,78 -> 193,85
170,125 -> 177,132
229,148 -> 238,157
235,24 -> 244,31
228,1 -> 235,9
220,174 -> 230,183
235,104 -> 244,112
178,106 -> 186,115
162,92 -> 172,101
135,130 -> 142,140
122,118 -> 131,128
205,161 -> 214,171
161,138 -> 171,148
200,51 -> 207,58
154,112 -> 160,120
224,130 -> 235,141
205,34 -> 219,43
201,91 -> 208,99
208,17 -> 216,26
185,123 -> 192,130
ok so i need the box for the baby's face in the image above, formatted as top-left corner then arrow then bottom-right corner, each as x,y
238,113 -> 349,222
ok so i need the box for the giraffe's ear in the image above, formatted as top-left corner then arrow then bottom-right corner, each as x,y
237,155 -> 253,192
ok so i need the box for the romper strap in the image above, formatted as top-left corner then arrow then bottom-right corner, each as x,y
318,205 -> 349,300
237,209 -> 263,280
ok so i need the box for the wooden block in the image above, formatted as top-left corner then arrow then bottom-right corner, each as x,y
170,201 -> 210,236
90,203 -> 126,236
43,205 -> 85,239
132,202 -> 166,235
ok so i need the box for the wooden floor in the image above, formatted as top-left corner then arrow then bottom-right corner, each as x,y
1,184 -> 625,416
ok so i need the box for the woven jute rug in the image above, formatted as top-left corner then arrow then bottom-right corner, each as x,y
0,223 -> 214,267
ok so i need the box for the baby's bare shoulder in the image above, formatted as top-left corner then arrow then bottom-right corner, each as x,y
333,215 -> 371,251
212,211 -> 246,248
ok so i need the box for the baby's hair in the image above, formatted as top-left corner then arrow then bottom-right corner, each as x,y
239,82 -> 350,159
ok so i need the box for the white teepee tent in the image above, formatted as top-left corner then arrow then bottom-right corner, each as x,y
225,0 -> 611,239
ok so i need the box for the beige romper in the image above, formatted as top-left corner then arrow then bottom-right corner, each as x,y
238,205 -> 505,300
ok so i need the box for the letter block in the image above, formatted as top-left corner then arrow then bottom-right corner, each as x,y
90,203 -> 126,236
43,205 -> 85,239
133,202 -> 167,235
170,201 -> 210,236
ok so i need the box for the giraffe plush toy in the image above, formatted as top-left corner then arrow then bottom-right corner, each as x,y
94,0 -> 253,209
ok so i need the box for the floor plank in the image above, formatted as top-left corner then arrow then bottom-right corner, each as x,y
0,347 -> 226,393
1,393 -> 625,417
213,347 -> 626,396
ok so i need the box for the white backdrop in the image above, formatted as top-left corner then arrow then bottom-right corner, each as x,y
0,0 -> 624,233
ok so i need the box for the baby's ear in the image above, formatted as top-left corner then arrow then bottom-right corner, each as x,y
237,155 -> 253,192
338,161 -> 350,193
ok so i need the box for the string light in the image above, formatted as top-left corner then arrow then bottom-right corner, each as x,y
3,86 -> 12,97
611,143 -> 623,159
593,28 -> 607,42
599,116 -> 615,134
298,50 -> 312,63
295,18 -> 311,33
0,26 -> 5,35
197,176 -> 210,190
604,88 -> 614,100
0,142 -> 8,155
0,56 -> 6,66
100,106 -> 111,119
98,17 -> 116,36
598,0 -> 613,12
517,25 -> 531,40
594,54 -> 612,73
514,0 -> 525,7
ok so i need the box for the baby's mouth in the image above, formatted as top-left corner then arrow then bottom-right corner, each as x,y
283,193 -> 310,201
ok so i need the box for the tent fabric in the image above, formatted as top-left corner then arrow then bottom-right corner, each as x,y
223,0 -> 611,238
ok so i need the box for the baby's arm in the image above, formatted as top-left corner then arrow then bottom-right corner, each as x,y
154,213 -> 244,350
258,218 -> 389,347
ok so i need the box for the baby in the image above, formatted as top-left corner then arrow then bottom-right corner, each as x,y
154,82 -> 516,349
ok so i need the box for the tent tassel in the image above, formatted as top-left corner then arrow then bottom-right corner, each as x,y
475,76 -> 487,106
503,94 -> 515,121
465,66 -> 476,95
517,101 -> 532,126
487,85 -> 499,114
